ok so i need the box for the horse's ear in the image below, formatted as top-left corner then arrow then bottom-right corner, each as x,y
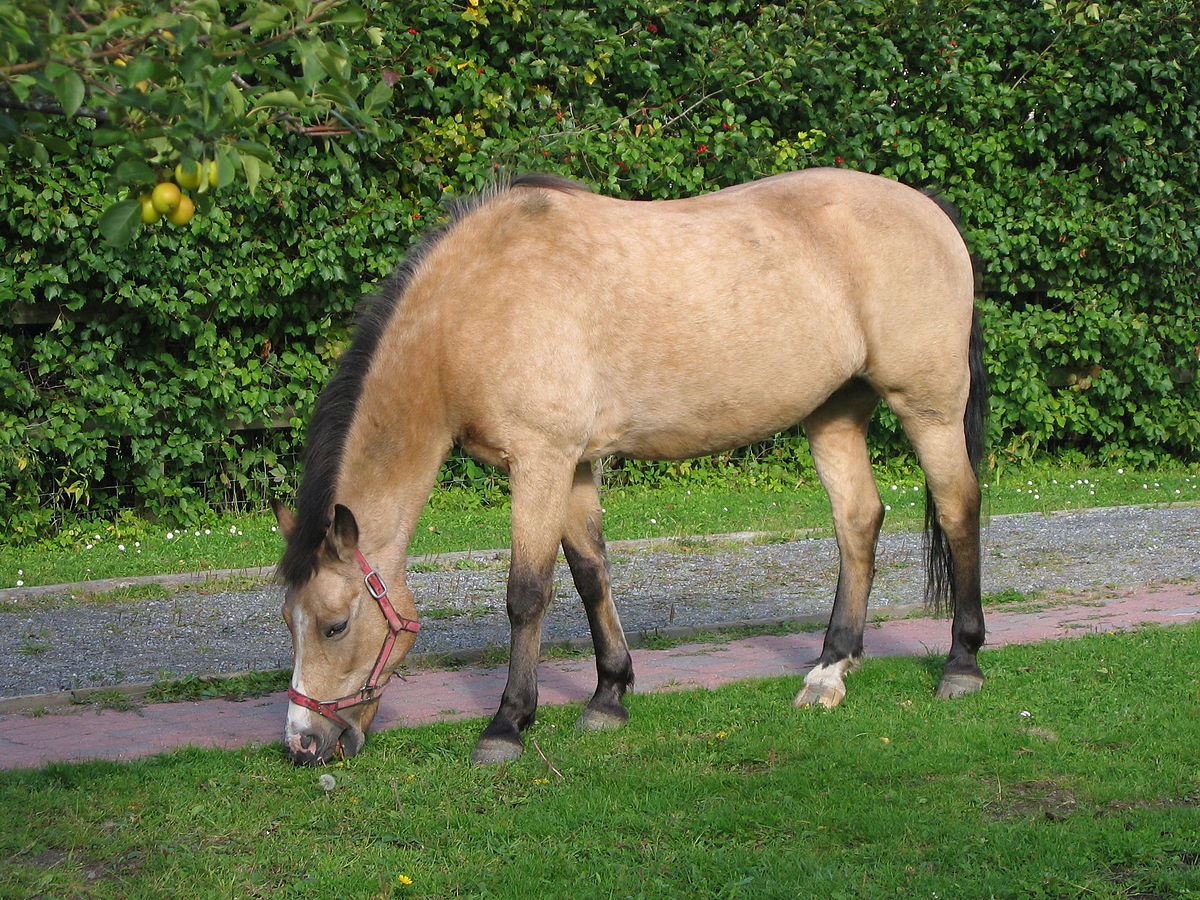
329,504 -> 360,562
272,500 -> 298,541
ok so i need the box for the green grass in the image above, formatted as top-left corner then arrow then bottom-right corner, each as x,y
2,460 -> 1198,590
1,624 -> 1198,898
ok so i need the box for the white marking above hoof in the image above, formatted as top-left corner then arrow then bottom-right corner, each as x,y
794,659 -> 857,708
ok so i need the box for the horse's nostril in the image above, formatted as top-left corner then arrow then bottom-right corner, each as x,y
299,734 -> 316,752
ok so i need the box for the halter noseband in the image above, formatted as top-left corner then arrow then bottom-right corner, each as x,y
287,550 -> 420,731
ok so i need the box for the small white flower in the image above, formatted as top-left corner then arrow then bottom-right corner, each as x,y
270,526 -> 278,533
318,774 -> 336,792
118,544 -> 126,551
885,505 -> 892,511
890,485 -> 898,491
649,518 -> 657,524
230,526 -> 237,534
86,544 -> 94,550
166,532 -> 175,540
134,542 -> 140,548
1020,710 -> 1031,718
1117,468 -> 1124,474
15,580 -> 23,587
205,528 -> 212,535
1033,494 -> 1040,499
1026,480 -> 1033,486
17,570 -> 22,576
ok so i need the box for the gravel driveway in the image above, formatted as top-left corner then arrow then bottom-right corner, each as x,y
2,504 -> 1197,699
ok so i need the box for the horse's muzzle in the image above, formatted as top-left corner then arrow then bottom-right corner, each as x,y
284,724 -> 365,766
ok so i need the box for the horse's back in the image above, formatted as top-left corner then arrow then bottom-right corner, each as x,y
424,169 -> 974,462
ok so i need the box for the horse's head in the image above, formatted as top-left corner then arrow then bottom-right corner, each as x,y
273,502 -> 420,766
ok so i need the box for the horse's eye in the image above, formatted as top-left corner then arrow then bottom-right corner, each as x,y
325,620 -> 348,638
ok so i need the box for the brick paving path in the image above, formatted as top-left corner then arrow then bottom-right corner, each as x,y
1,584 -> 1197,771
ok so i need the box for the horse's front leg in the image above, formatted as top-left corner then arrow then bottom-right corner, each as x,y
470,457 -> 575,765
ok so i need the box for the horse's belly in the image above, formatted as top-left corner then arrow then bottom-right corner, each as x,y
588,370 -> 843,461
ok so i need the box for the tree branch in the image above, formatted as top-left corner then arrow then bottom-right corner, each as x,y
0,97 -> 112,121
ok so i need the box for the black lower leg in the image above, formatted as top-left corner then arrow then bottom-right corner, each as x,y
474,562 -> 552,759
564,537 -> 633,724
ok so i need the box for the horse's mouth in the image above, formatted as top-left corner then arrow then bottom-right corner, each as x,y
285,726 -> 364,766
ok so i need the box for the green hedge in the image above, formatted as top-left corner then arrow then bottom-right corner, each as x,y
2,0 -> 1198,536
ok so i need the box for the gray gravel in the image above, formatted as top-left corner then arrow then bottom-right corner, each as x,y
2,504 -> 1198,699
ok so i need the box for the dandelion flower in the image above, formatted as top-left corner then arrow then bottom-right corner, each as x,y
397,875 -> 414,886
318,774 -> 336,792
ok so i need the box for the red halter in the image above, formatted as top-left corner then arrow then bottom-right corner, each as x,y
286,550 -> 420,731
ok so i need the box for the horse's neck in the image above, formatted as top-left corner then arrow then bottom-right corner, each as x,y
335,402 -> 449,574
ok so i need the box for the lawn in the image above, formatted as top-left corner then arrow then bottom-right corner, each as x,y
1,624 -> 1198,898
3,459 -> 1198,590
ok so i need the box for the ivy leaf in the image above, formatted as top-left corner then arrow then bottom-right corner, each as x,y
98,198 -> 142,247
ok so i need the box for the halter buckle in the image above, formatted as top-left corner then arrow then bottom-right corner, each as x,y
364,569 -> 387,600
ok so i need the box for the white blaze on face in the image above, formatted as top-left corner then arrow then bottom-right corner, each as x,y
286,604 -> 317,735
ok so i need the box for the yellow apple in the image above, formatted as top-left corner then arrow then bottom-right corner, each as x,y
150,181 -> 181,213
140,195 -> 161,224
174,161 -> 203,190
167,194 -> 195,226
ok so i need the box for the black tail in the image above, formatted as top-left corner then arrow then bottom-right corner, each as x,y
924,309 -> 988,613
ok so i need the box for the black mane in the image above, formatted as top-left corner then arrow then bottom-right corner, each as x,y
276,173 -> 589,585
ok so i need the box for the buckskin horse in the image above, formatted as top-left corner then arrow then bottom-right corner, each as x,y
273,168 -> 987,766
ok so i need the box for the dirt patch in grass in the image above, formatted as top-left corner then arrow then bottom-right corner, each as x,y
987,779 -> 1080,821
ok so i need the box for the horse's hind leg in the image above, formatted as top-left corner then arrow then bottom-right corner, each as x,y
795,382 -> 883,708
471,454 -> 576,765
562,462 -> 635,731
896,415 -> 985,698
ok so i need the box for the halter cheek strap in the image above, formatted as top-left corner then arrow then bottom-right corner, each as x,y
287,550 -> 420,730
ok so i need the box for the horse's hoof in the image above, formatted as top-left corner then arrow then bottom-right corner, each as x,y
576,705 -> 628,731
793,683 -> 845,709
936,673 -> 984,699
469,737 -> 524,765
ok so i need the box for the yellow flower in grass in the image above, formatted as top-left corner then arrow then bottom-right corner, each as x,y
397,875 -> 414,886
